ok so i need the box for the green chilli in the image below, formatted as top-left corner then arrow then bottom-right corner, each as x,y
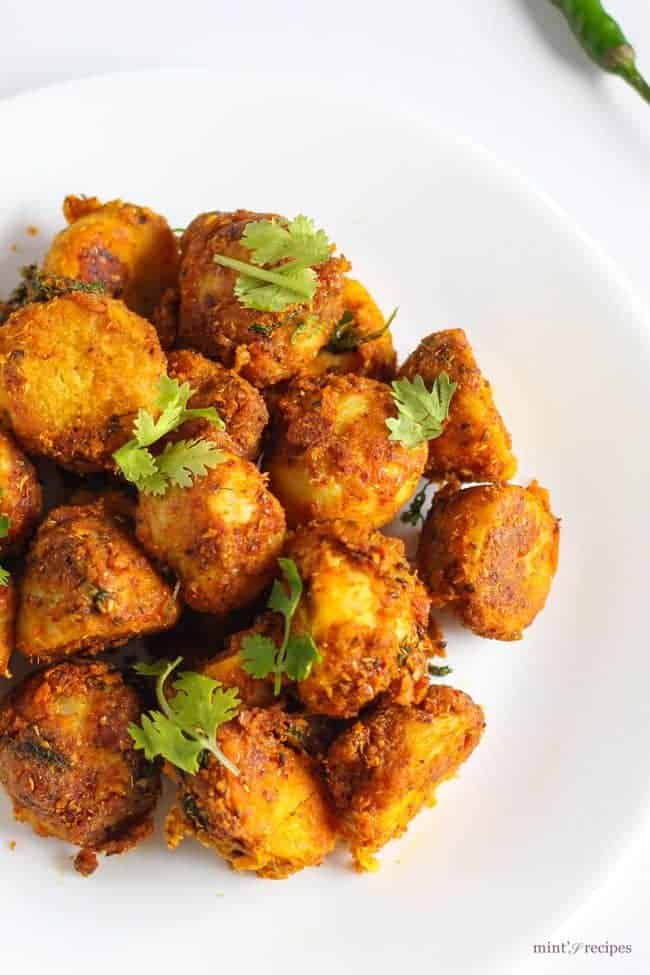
550,0 -> 650,104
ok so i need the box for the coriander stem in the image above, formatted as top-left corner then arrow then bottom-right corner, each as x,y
156,657 -> 184,722
213,255 -> 314,298
203,738 -> 240,777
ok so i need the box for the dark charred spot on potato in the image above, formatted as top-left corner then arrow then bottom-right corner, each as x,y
13,737 -> 69,768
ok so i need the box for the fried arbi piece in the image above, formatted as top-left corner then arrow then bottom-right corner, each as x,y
136,431 -> 285,615
0,660 -> 160,875
167,348 -> 268,460
0,292 -> 166,472
177,210 -> 348,388
0,579 -> 16,678
0,430 -> 42,557
16,500 -> 180,662
165,707 -> 337,878
201,647 -> 276,708
243,520 -> 432,718
42,195 -> 179,322
325,685 -> 485,871
265,374 -> 427,528
398,328 -> 516,482
417,482 -> 560,641
303,278 -> 396,383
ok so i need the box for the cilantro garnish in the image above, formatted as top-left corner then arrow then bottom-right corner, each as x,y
1,265 -> 106,323
326,307 -> 397,354
128,657 -> 241,776
241,558 -> 321,695
400,486 -> 428,526
213,215 -> 332,312
428,663 -> 453,678
113,376 -> 225,495
0,506 -> 10,586
387,373 -> 457,448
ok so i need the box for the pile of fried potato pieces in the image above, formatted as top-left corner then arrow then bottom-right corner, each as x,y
0,197 -> 559,878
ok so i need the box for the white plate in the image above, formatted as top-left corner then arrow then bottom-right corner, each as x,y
0,69 -> 649,975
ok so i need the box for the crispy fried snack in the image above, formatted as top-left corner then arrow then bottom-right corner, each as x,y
265,374 -> 427,528
43,195 -> 179,322
201,648 -> 277,709
177,210 -> 347,387
0,292 -> 166,472
17,500 -> 180,662
418,481 -> 559,640
0,429 -> 42,556
0,660 -> 160,875
304,278 -> 396,383
167,348 -> 268,460
136,431 -> 285,615
398,328 -> 516,482
325,684 -> 484,871
164,707 -> 337,878
235,520 -> 434,718
0,579 -> 16,678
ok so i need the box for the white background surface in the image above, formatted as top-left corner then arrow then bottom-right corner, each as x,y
1,2 -> 649,972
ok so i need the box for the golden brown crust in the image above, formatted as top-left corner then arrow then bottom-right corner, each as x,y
0,660 -> 160,865
325,684 -> 485,870
43,195 -> 179,321
167,348 -> 268,460
0,292 -> 167,472
152,286 -> 180,350
0,579 -> 16,678
0,429 -> 42,557
417,481 -> 560,640
177,210 -> 347,388
265,374 -> 427,528
300,278 -> 396,383
16,500 -> 180,662
201,648 -> 277,709
164,707 -> 337,878
398,328 -> 517,482
245,520 -> 434,718
136,432 -> 285,615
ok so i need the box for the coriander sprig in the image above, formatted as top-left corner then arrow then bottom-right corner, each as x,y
327,307 -> 398,354
129,657 -> 241,776
214,215 -> 332,313
400,486 -> 428,526
387,373 -> 457,449
113,376 -> 225,495
241,558 -> 321,695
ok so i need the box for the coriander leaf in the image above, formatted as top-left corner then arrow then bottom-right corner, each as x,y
113,440 -> 158,484
326,307 -> 398,354
1,265 -> 107,323
0,566 -> 9,587
241,557 -> 319,696
400,486 -> 428,526
128,712 -> 204,774
284,634 -> 321,682
240,634 -> 279,679
156,438 -> 224,489
0,515 -> 9,538
233,265 -> 318,311
129,657 -> 240,777
241,215 -> 330,267
387,372 -> 457,448
428,664 -> 453,678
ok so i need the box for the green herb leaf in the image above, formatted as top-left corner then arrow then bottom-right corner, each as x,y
113,376 -> 225,495
387,372 -> 457,448
1,265 -> 107,323
0,513 -> 10,586
129,657 -> 240,776
428,663 -> 453,678
326,307 -> 397,353
241,558 -> 321,695
213,215 -> 332,313
400,486 -> 428,526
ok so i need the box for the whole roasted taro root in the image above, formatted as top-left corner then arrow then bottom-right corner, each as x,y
136,430 -> 285,615
0,292 -> 167,472
0,430 -> 42,557
417,481 -> 559,641
398,328 -> 516,483
0,660 -> 161,875
231,520 -> 436,718
167,348 -> 268,461
265,374 -> 427,529
43,195 -> 179,322
176,209 -> 348,388
165,706 -> 337,879
17,500 -> 180,662
325,684 -> 485,871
